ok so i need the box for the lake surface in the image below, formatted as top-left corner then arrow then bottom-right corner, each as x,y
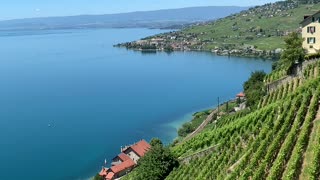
0,28 -> 272,180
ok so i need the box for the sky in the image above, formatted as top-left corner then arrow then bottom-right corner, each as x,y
1,0 -> 278,21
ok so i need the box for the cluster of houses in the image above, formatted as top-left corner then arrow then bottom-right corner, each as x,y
130,36 -> 197,51
117,1 -> 320,60
98,140 -> 151,180
240,1 -> 298,19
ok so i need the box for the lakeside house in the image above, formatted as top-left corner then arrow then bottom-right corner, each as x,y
236,92 -> 246,100
301,11 -> 320,54
99,140 -> 151,180
235,92 -> 246,112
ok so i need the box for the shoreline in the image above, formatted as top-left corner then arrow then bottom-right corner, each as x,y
167,107 -> 209,129
88,98 -> 239,180
114,45 -> 279,60
172,98 -> 241,144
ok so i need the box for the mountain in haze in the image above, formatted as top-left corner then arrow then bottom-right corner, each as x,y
0,6 -> 248,31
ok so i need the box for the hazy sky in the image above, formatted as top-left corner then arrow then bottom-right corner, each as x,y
1,0 -> 278,20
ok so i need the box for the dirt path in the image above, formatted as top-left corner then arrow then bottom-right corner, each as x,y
179,108 -> 218,144
179,144 -> 219,164
227,153 -> 245,173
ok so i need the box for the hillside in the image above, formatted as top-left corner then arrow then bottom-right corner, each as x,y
122,59 -> 320,180
120,1 -> 320,58
165,60 -> 320,179
119,31 -> 320,180
0,6 -> 247,31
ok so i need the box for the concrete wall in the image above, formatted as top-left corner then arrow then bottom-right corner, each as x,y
266,59 -> 319,92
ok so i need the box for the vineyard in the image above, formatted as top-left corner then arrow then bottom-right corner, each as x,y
165,60 -> 320,180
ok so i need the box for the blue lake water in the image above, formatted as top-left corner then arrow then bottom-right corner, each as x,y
0,28 -> 272,180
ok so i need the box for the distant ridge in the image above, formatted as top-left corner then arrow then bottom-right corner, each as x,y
0,6 -> 248,30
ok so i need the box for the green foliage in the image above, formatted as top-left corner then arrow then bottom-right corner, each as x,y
150,138 -> 163,147
138,2 -> 320,55
284,86 -> 320,180
276,32 -> 305,74
164,45 -> 174,52
265,69 -> 287,83
178,111 -> 209,137
125,139 -> 179,180
243,71 -> 266,107
166,62 -> 320,180
141,44 -> 157,50
178,123 -> 193,137
305,52 -> 320,60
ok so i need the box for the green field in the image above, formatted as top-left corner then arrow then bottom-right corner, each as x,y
182,3 -> 320,51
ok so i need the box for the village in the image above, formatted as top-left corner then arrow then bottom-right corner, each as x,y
115,1 -> 317,59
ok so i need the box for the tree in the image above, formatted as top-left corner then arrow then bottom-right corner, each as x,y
178,123 -> 193,137
243,71 -> 266,107
164,45 -> 174,52
150,138 -> 163,147
129,139 -> 179,180
277,32 -> 305,74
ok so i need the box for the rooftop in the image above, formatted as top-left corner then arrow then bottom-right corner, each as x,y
118,153 -> 131,162
105,172 -> 114,180
99,167 -> 108,176
236,92 -> 245,98
110,159 -> 135,174
300,10 -> 320,24
127,140 -> 151,157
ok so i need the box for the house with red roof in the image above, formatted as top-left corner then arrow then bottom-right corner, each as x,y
236,92 -> 245,99
122,140 -> 150,164
99,140 -> 151,180
99,167 -> 108,177
111,153 -> 131,166
105,172 -> 114,180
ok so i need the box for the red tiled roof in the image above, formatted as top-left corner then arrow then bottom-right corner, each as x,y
236,92 -> 245,97
99,167 -> 108,176
110,159 -> 135,174
118,153 -> 131,162
105,172 -> 114,180
129,140 -> 151,157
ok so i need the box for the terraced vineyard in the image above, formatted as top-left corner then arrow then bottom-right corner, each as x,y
166,61 -> 320,180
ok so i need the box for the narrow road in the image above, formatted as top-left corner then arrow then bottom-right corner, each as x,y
179,108 -> 218,144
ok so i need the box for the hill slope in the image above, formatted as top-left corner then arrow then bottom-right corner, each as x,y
0,6 -> 248,30
121,60 -> 320,180
164,60 -> 320,179
121,1 -> 320,58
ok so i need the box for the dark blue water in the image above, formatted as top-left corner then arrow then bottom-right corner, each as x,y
0,28 -> 272,180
